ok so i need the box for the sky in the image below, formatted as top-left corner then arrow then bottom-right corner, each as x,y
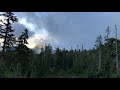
1,12 -> 120,50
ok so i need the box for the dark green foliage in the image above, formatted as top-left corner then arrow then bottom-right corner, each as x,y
17,28 -> 29,44
0,34 -> 120,78
15,44 -> 31,75
0,12 -> 18,53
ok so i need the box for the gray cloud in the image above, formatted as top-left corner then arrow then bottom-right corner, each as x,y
42,12 -> 120,50
42,12 -> 102,49
15,12 -> 47,32
12,23 -> 35,37
13,12 -> 120,50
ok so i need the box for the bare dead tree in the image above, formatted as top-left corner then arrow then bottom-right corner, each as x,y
115,25 -> 119,74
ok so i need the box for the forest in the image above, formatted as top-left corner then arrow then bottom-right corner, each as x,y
0,12 -> 120,78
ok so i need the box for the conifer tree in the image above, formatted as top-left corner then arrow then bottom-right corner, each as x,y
17,28 -> 29,45
95,35 -> 102,72
0,12 -> 18,53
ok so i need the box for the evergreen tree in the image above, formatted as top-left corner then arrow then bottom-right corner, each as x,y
17,28 -> 29,45
15,28 -> 31,77
0,12 -> 18,53
95,35 -> 102,72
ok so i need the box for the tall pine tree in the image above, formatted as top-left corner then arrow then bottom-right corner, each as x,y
0,12 -> 18,53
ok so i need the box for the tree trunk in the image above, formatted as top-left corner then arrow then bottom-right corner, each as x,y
98,47 -> 101,72
115,25 -> 119,74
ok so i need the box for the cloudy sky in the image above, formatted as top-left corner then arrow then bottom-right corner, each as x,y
2,12 -> 120,50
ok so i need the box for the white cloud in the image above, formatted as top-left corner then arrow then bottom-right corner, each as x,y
19,18 -> 36,31
13,12 -> 120,50
16,13 -> 58,49
27,31 -> 53,49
